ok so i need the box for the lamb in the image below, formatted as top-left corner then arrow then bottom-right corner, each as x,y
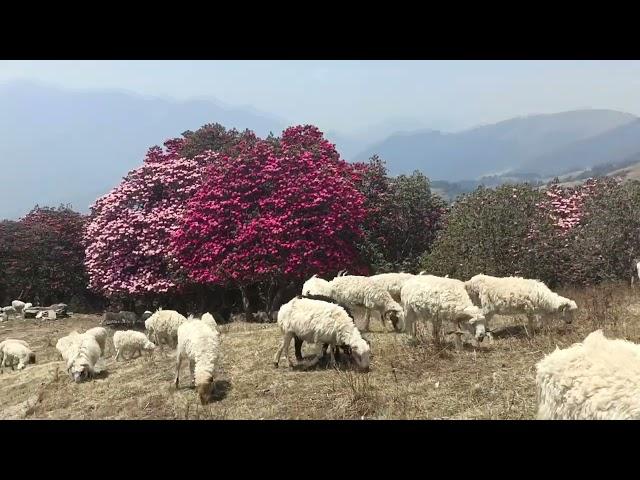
113,330 -> 155,360
2,306 -> 17,316
145,309 -> 188,348
55,331 -> 82,361
174,319 -> 221,405
273,296 -> 371,371
303,274 -> 404,332
66,333 -> 102,383
85,327 -> 108,356
464,274 -> 578,337
536,330 -> 640,419
401,275 -> 487,350
1,340 -> 36,372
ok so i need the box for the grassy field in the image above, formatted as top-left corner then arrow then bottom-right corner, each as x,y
1,283 -> 639,420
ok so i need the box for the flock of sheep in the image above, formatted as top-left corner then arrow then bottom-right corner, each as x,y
2,270 -> 640,419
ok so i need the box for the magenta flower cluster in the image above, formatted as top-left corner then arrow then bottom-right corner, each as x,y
171,125 -> 368,286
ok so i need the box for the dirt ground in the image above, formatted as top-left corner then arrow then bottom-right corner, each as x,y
1,283 -> 639,420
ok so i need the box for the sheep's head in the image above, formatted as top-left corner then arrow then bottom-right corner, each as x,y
460,306 -> 487,342
384,306 -> 405,332
349,337 -> 371,372
196,373 -> 214,405
144,341 -> 156,351
559,299 -> 578,324
68,359 -> 92,383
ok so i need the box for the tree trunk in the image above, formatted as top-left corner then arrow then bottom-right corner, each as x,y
268,281 -> 290,321
240,285 -> 254,322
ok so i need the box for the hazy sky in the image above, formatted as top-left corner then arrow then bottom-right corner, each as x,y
2,60 -> 640,134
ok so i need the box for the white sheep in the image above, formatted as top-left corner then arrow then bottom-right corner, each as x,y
1,340 -> 36,372
536,330 -> 640,419
113,330 -> 155,360
301,274 -> 333,297
24,302 -> 32,310
2,306 -> 17,316
84,327 -> 108,356
274,296 -> 371,370
56,331 -> 82,361
199,312 -> 218,331
464,274 -> 578,337
144,309 -> 187,348
401,275 -> 487,350
66,333 -> 102,383
303,274 -> 404,332
11,300 -> 25,313
174,319 -> 221,405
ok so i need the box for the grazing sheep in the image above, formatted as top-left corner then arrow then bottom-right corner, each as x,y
303,274 -> 404,332
174,320 -> 221,405
66,333 -> 102,383
274,296 -> 371,371
464,274 -> 577,337
0,338 -> 30,352
2,306 -> 16,316
1,340 -> 36,372
56,331 -> 82,361
24,302 -> 32,310
35,309 -> 57,320
11,300 -> 26,313
536,330 -> 640,419
401,275 -> 487,350
145,309 -> 188,348
295,293 -> 359,362
331,275 -> 405,332
85,327 -> 108,356
113,330 -> 155,360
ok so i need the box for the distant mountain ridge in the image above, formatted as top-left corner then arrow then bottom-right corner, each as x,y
2,80 -> 640,218
354,109 -> 638,180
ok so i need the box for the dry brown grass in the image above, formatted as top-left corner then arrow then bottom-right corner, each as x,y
2,282 -> 639,419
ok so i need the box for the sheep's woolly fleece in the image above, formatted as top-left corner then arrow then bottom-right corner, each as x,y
113,330 -> 155,359
66,333 -> 103,382
536,330 -> 640,420
277,297 -> 369,356
326,275 -> 403,315
301,275 -> 332,297
84,327 -> 108,356
1,340 -> 35,370
176,320 -> 221,387
368,272 -> 415,302
464,274 -> 577,316
145,309 -> 188,346
56,332 -> 82,361
401,275 -> 485,330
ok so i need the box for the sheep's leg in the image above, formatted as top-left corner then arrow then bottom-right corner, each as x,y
327,345 -> 337,368
404,308 -> 417,339
453,322 -> 464,351
526,314 -> 536,337
273,332 -> 293,368
294,336 -> 304,361
174,351 -> 182,388
485,312 -> 494,342
431,318 -> 442,346
189,360 -> 196,387
115,348 -> 121,361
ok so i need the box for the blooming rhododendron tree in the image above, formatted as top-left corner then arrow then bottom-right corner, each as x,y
84,139 -> 213,297
171,125 -> 368,312
0,205 -> 88,305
